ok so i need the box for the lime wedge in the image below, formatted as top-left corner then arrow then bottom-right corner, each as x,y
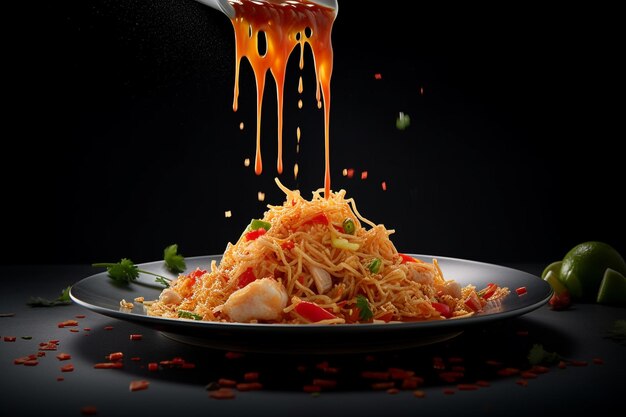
544,270 -> 568,295
597,268 -> 626,305
542,261 -> 562,279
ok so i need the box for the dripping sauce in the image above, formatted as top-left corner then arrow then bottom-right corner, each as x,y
228,0 -> 337,197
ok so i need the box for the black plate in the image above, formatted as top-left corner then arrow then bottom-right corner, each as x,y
70,254 -> 552,353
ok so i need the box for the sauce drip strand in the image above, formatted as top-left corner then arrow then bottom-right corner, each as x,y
229,0 -> 337,197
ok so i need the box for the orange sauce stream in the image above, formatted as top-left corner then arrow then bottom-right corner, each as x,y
229,0 -> 336,197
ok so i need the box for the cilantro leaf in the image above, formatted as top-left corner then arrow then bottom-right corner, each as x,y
27,286 -> 72,307
528,344 -> 561,365
164,244 -> 186,273
356,295 -> 374,321
93,258 -> 171,287
178,310 -> 202,320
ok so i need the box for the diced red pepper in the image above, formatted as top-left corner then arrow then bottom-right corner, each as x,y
245,228 -> 267,241
236,382 -> 263,391
431,302 -> 452,318
399,253 -> 417,264
237,267 -> 256,289
129,380 -> 149,392
516,286 -> 527,296
294,301 -> 337,322
94,362 -> 123,369
549,291 -> 571,310
478,283 -> 498,299
56,353 -> 72,361
107,352 -> 123,361
281,240 -> 295,250
58,320 -> 79,328
303,213 -> 329,226
148,362 -> 158,371
60,364 -> 74,372
464,291 -> 483,312
130,334 -> 143,341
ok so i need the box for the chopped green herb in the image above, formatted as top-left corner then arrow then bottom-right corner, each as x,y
356,295 -> 374,321
155,276 -> 171,288
528,344 -> 561,365
27,286 -> 72,307
164,244 -> 186,273
342,218 -> 356,234
21,336 -> 33,340
93,258 -> 171,287
396,112 -> 411,130
368,258 -> 382,274
606,319 -> 626,345
178,310 -> 203,320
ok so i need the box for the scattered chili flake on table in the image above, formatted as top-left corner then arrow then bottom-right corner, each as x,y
521,371 -> 538,379
244,372 -> 259,381
23,360 -> 39,366
209,388 -> 235,399
107,352 -> 123,361
58,320 -> 79,328
129,334 -> 143,341
457,384 -> 479,391
129,380 -> 150,392
4,336 -> 16,342
387,388 -> 400,395
372,382 -> 395,390
236,382 -> 263,391
83,328 -> 91,332
374,73 -> 382,80
303,385 -> 321,393
57,377 -> 65,382
131,357 -> 141,361
69,329 -> 79,333
360,171 -> 368,180
413,390 -> 426,398
75,315 -> 86,319
443,389 -> 455,395
56,353 -> 71,361
61,364 -> 74,372
104,326 -> 113,331
569,360 -> 588,367
516,379 -> 529,387
476,380 -> 490,387
225,351 -> 243,359
94,362 -> 123,369
218,378 -> 237,387
148,363 -> 159,372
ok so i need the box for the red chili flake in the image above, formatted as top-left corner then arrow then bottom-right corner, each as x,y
61,364 -> 74,372
69,329 -> 79,333
516,330 -> 529,336
486,360 -> 502,366
401,376 -> 424,390
372,382 -> 395,390
39,343 -> 58,351
448,357 -> 464,364
94,362 -> 123,369
107,352 -> 123,361
4,336 -> 16,342
387,388 -> 400,395
131,357 -> 141,361
558,361 -> 567,369
443,389 -> 455,395
129,380 -> 149,392
476,380 -> 490,387
361,371 -> 390,380
497,367 -> 520,377
315,361 -> 329,370
531,365 -> 550,374
129,334 -> 143,341
56,353 -> 72,361
236,382 -> 263,391
313,379 -> 337,389
83,328 -> 91,332
346,168 -> 355,179
360,171 -> 368,180
37,352 -> 46,357
515,287 -> 527,296
209,388 -> 235,399
374,73 -> 382,80
57,377 -> 65,382
303,385 -> 321,393
569,360 -> 588,367
181,362 -> 196,369
58,320 -> 79,328
413,390 -> 426,398
521,371 -> 537,379
171,357 -> 185,366
14,355 -> 37,365
381,181 -> 387,191
389,368 -> 415,379
516,379 -> 528,387
457,384 -> 479,391
244,372 -> 259,381
439,371 -> 464,382
218,378 -> 237,387
225,351 -> 243,359
148,363 -> 158,372
592,358 -> 604,365
80,406 -> 98,415
75,315 -> 86,319
104,326 -> 113,331
23,360 -> 39,366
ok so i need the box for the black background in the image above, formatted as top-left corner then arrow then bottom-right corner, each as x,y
4,0 -> 624,266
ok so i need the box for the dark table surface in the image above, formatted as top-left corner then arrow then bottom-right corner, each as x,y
1,264 -> 624,417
